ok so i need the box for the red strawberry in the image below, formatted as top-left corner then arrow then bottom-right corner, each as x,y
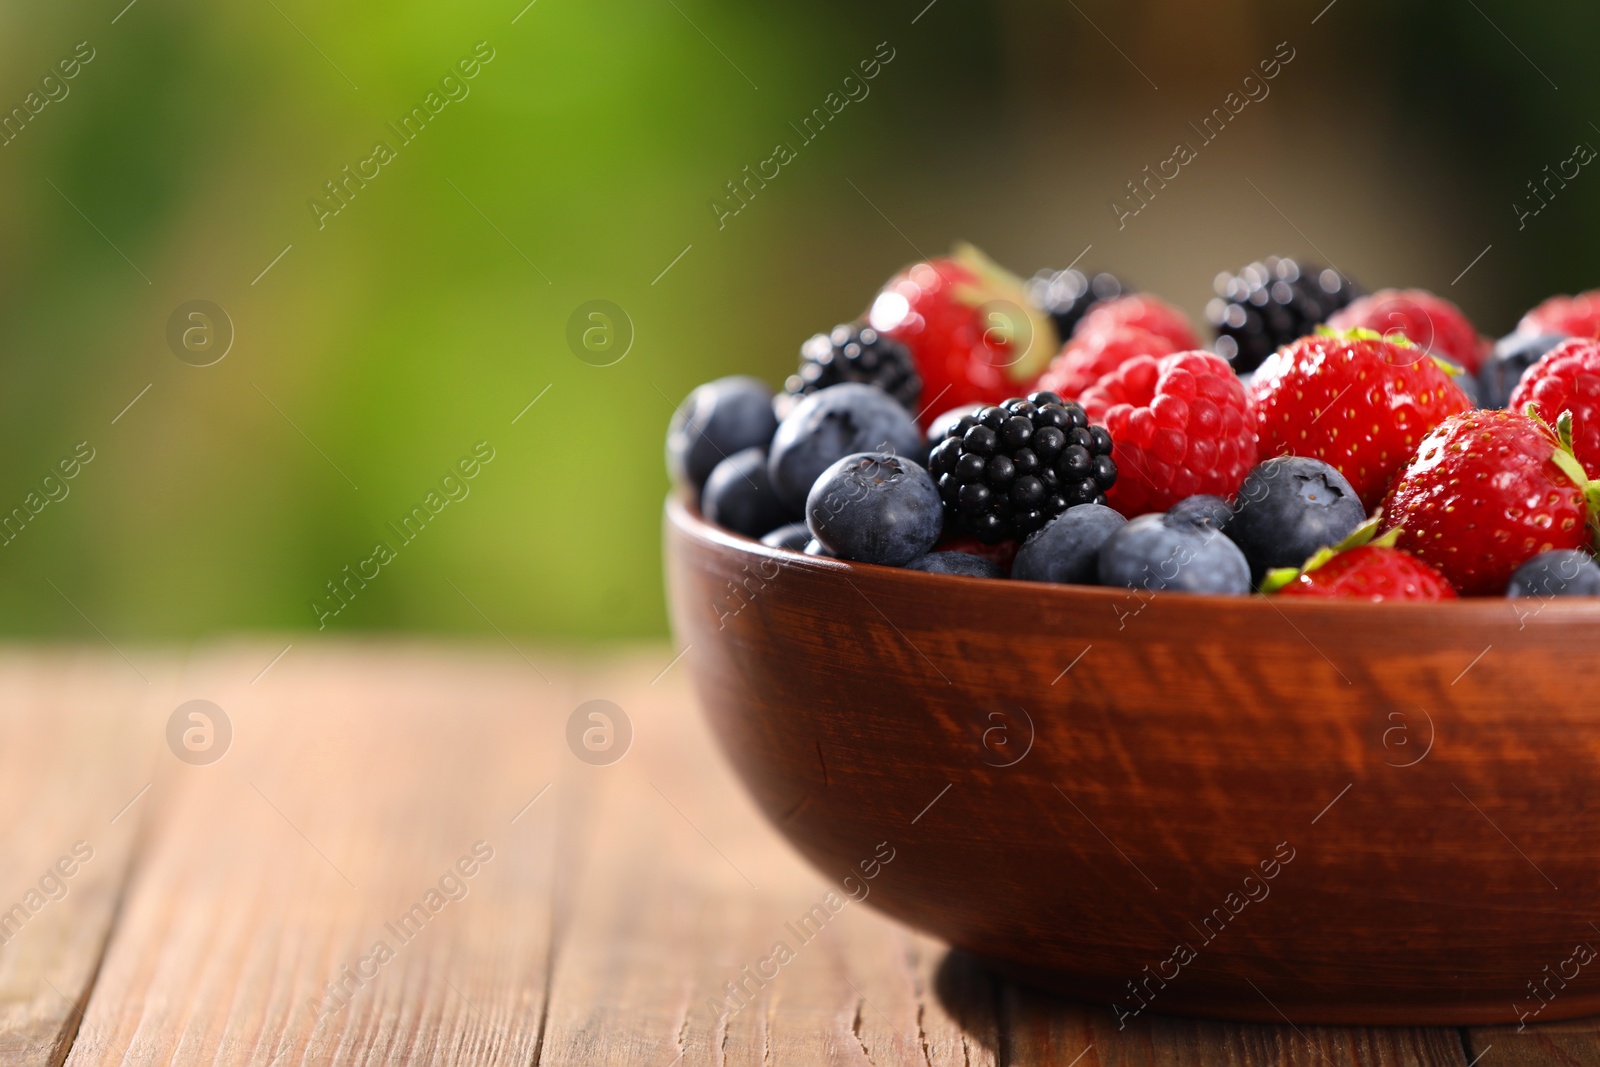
1073,294 -> 1201,351
1509,337 -> 1600,473
1520,290 -> 1600,339
1078,350 -> 1256,517
1380,409 -> 1599,595
1034,325 -> 1180,401
1326,288 -> 1489,374
1248,330 -> 1473,511
1265,523 -> 1457,601
869,244 -> 1058,426
1275,545 -> 1457,600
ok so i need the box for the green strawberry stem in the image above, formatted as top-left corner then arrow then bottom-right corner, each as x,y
1259,512 -> 1398,594
1526,405 -> 1600,541
949,243 -> 1061,384
1315,325 -> 1414,348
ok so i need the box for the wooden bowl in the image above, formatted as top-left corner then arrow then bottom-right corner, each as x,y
666,497 -> 1600,1025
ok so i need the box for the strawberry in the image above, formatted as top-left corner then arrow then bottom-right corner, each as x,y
1078,350 -> 1256,517
1520,290 -> 1600,339
1508,337 -> 1600,474
1275,545 -> 1457,600
869,244 -> 1058,426
1264,520 -> 1457,601
1380,409 -> 1600,595
1073,294 -> 1201,351
1248,329 -> 1473,511
1034,325 -> 1180,401
1326,288 -> 1490,374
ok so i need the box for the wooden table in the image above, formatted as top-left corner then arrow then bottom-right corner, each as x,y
0,643 -> 1590,1065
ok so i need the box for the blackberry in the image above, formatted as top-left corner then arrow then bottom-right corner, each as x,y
785,324 -> 921,411
926,391 -> 1117,544
1207,257 -> 1361,373
1027,268 -> 1130,340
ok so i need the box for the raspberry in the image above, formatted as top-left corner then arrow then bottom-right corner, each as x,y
1034,325 -> 1180,401
1079,350 -> 1257,517
1509,337 -> 1600,474
1074,294 -> 1200,351
1520,290 -> 1600,339
1327,288 -> 1489,374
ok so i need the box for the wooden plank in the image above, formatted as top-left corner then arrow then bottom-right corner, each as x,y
24,643 -> 1594,1066
533,646 -> 1476,1066
1465,1019 -> 1600,1067
0,649 -> 167,1066
1000,982 -> 1470,1067
534,649 -> 1000,1066
60,644 -> 570,1067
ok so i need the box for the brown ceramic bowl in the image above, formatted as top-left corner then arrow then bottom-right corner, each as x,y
665,496 -> 1600,1026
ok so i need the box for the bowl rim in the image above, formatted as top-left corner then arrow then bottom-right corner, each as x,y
666,495 -> 1600,619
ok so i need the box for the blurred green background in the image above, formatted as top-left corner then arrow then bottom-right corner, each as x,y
0,0 -> 1593,639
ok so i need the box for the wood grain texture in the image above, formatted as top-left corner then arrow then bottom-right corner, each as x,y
535,650 -> 998,1066
0,649 -> 168,1066
1464,1019 -> 1600,1067
666,497 -> 1600,1025
59,644 -> 566,1067
1,641 -> 1597,1064
999,978 -> 1470,1067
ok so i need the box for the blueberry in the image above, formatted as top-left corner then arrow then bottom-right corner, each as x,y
667,376 -> 779,492
1166,494 -> 1234,532
1012,503 -> 1126,585
803,538 -> 834,557
1481,333 -> 1568,409
1508,550 -> 1600,598
805,452 -> 943,566
906,551 -> 1005,578
1226,457 -> 1366,584
702,448 -> 796,538
760,522 -> 812,552
1098,513 -> 1251,595
1437,358 -> 1481,407
768,383 -> 926,511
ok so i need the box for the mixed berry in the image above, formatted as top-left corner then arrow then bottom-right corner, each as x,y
927,394 -> 1117,544
666,244 -> 1600,603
